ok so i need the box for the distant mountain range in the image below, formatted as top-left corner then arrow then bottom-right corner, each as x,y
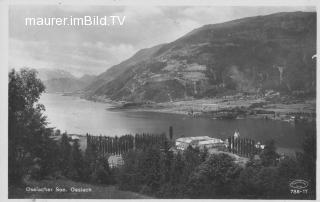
36,68 -> 96,93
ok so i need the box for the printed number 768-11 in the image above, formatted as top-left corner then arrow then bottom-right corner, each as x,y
290,189 -> 308,194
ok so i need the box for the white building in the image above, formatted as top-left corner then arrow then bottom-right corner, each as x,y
255,142 -> 265,150
108,155 -> 124,168
71,135 -> 80,141
175,136 -> 226,151
176,136 -> 211,150
197,138 -> 226,150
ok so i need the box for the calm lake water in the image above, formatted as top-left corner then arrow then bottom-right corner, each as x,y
40,93 -> 315,150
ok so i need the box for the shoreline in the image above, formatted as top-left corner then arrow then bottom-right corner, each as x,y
104,96 -> 316,123
59,92 -> 316,123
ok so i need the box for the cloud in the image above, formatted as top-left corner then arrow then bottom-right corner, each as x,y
9,38 -> 136,76
9,6 -> 315,76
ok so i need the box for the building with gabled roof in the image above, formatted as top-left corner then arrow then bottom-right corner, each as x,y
175,136 -> 227,151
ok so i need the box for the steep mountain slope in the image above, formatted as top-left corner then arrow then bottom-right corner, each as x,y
86,12 -> 316,102
84,44 -> 164,94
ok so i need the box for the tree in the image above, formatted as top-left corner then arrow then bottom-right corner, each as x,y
35,129 -> 61,179
118,150 -> 142,191
169,126 -> 173,141
183,146 -> 201,177
200,147 -> 209,162
91,156 -> 113,185
277,157 -> 300,180
275,157 -> 301,198
260,139 -> 279,166
301,131 -> 316,177
54,129 -> 61,136
139,146 -> 161,193
296,130 -> 316,198
255,167 -> 281,198
237,165 -> 261,197
186,153 -> 242,198
8,68 -> 49,185
159,139 -> 173,186
166,152 -> 186,198
59,133 -> 72,177
68,140 -> 85,181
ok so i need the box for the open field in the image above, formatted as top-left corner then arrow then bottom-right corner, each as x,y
9,179 -> 152,199
261,101 -> 316,114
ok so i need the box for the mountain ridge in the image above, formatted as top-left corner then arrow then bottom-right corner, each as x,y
85,11 -> 316,102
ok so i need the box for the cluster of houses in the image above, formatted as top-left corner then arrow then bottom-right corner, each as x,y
175,131 -> 265,152
175,136 -> 226,151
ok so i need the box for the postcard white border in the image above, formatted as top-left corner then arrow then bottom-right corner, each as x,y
0,0 -> 319,202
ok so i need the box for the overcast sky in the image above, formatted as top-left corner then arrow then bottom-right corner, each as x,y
9,6 -> 315,77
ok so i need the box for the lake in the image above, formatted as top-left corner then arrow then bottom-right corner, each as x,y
40,93 -> 314,150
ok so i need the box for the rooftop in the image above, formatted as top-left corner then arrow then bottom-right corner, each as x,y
198,138 -> 224,145
176,136 -> 211,143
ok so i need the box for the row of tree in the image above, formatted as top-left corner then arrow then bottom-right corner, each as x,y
227,136 -> 258,157
86,133 -> 167,155
87,134 -> 135,155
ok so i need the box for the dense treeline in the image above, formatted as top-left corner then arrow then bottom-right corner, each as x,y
9,68 -> 316,199
87,133 -> 167,155
116,135 -> 316,199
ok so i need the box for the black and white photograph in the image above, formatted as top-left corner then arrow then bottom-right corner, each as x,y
3,0 -> 318,200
